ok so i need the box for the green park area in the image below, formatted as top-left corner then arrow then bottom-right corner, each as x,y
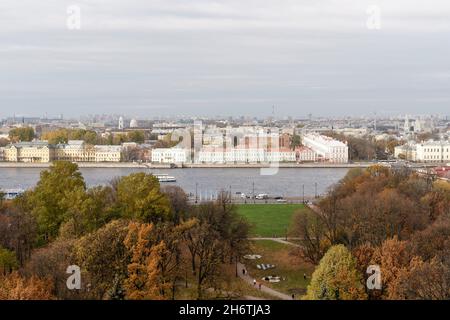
245,240 -> 315,297
237,204 -> 311,237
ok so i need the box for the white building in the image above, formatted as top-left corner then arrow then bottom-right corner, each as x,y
130,119 -> 139,128
265,148 -> 296,162
302,133 -> 348,163
151,148 -> 188,164
197,146 -> 297,163
296,146 -> 317,162
235,147 -> 265,163
394,143 -> 417,161
198,147 -> 225,163
416,141 -> 450,163
118,117 -> 124,130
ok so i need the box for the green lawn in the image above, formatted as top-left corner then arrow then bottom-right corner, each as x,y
237,204 -> 309,237
245,240 -> 315,297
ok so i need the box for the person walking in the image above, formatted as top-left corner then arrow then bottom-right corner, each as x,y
253,279 -> 257,286
292,294 -> 295,300
258,283 -> 262,290
242,268 -> 246,275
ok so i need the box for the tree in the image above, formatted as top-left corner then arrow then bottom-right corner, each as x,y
154,133 -> 181,148
0,191 -> 5,207
59,185 -> 118,239
74,220 -> 130,299
410,217 -> 450,262
41,129 -> 69,144
154,220 -> 197,299
42,128 -> 101,145
184,221 -> 223,299
9,127 -> 35,142
370,237 -> 412,299
82,130 -> 98,145
161,185 -> 189,224
421,181 -> 450,221
0,137 -> 9,147
183,194 -> 250,299
0,272 -> 55,300
0,246 -> 19,275
313,165 -> 431,250
24,161 -> 86,243
127,130 -> 145,144
123,220 -> 196,300
290,134 -> 302,150
123,222 -> 166,300
115,173 -> 170,223
323,132 -> 377,161
121,146 -> 144,162
22,239 -> 76,299
305,245 -> 367,300
394,257 -> 450,300
0,204 -> 37,265
290,210 -> 330,264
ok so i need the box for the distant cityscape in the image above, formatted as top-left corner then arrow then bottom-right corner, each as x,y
0,113 -> 449,167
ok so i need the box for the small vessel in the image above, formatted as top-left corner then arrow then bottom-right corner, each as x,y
1,188 -> 25,200
153,173 -> 176,183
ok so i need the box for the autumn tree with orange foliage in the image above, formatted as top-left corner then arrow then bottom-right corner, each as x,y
0,272 -> 55,300
124,222 -> 168,300
301,165 -> 450,300
370,237 -> 412,299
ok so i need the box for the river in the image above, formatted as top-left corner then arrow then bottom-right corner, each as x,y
0,167 -> 349,198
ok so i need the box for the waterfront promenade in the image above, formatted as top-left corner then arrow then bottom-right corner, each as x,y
0,161 -> 373,169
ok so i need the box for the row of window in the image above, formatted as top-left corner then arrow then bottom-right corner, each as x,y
423,148 -> 450,152
423,155 -> 450,160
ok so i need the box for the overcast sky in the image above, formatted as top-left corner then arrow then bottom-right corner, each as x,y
1,0 -> 450,119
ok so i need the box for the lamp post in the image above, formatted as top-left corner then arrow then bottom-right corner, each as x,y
302,184 -> 305,204
195,182 -> 198,204
252,181 -> 255,204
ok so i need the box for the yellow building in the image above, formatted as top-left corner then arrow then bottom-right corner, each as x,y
1,140 -> 123,163
55,140 -> 96,162
94,145 -> 122,162
3,141 -> 53,163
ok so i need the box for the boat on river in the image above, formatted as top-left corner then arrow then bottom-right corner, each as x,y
153,173 -> 176,182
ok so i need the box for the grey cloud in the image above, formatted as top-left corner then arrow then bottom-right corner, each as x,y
0,0 -> 450,118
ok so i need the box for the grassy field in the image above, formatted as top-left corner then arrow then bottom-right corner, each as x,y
245,240 -> 315,298
237,204 -> 310,237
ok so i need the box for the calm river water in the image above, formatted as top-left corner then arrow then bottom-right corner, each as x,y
0,167 -> 349,198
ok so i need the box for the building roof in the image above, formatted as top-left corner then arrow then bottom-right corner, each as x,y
419,140 -> 450,146
303,133 -> 347,147
12,141 -> 49,148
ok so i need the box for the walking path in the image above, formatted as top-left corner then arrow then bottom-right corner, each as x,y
237,262 -> 292,300
248,237 -> 301,247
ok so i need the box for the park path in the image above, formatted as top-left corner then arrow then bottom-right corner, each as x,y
237,262 -> 293,300
248,237 -> 301,247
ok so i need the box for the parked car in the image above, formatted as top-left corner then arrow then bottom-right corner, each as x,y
255,193 -> 269,200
